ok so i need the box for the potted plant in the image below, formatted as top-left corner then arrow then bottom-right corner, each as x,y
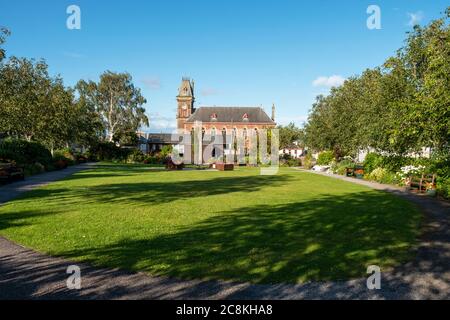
425,182 -> 437,197
354,166 -> 365,179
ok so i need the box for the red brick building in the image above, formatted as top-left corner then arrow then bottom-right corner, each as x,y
140,78 -> 277,163
177,78 -> 276,135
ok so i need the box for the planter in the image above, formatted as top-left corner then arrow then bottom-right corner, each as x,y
345,167 -> 354,177
354,169 -> 363,179
215,163 -> 234,171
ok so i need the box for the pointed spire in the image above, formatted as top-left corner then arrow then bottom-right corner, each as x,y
179,77 -> 194,97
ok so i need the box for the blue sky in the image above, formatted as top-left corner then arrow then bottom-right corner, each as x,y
1,0 -> 448,132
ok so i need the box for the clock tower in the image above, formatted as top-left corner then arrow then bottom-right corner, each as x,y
177,77 -> 195,130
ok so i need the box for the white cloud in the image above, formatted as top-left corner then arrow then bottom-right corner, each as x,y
312,75 -> 346,88
146,112 -> 176,130
141,77 -> 161,90
407,11 -> 424,27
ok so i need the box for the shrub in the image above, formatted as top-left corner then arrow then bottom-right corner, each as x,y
379,155 -> 410,172
285,158 -> 302,167
302,153 -> 314,169
160,145 -> 173,158
366,167 -> 386,182
53,150 -> 74,165
56,148 -> 76,162
317,151 -> 334,165
143,154 -> 162,164
24,162 -> 46,176
52,152 -> 70,170
380,171 -> 400,185
365,167 -> 399,184
331,159 -> 356,175
280,153 -> 292,161
89,142 -> 131,161
279,154 -> 301,167
437,177 -> 450,199
363,152 -> 383,174
428,148 -> 450,179
0,138 -> 52,168
127,149 -> 145,163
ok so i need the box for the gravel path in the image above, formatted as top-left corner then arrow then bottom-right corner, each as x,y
0,167 -> 448,299
0,163 -> 96,205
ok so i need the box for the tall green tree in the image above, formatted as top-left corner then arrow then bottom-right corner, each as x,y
0,57 -> 100,152
0,27 -> 10,62
0,57 -> 51,141
76,71 -> 148,142
409,9 -> 450,149
277,122 -> 304,148
37,78 -> 74,152
304,7 -> 450,157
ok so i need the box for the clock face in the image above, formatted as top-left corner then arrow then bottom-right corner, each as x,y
182,104 -> 187,110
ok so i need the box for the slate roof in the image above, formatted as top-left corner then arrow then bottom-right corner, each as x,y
186,107 -> 275,124
139,133 -> 174,144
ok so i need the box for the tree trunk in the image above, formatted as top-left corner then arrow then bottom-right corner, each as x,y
108,131 -> 114,142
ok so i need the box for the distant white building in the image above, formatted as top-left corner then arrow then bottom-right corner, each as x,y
279,142 -> 304,159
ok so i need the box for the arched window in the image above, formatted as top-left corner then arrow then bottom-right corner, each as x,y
211,127 -> 216,137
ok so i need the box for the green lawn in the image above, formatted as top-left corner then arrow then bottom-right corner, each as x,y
0,163 -> 422,284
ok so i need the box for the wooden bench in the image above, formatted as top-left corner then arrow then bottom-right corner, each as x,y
0,163 -> 25,184
407,174 -> 436,193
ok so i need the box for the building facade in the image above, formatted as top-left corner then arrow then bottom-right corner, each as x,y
140,77 -> 277,163
177,78 -> 276,135
279,144 -> 305,159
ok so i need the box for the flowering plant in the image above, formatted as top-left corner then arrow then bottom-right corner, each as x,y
396,165 -> 426,181
425,182 -> 436,190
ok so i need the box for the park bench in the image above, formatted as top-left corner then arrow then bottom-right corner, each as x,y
0,163 -> 25,184
407,173 -> 436,193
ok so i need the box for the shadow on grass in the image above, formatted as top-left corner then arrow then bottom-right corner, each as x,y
58,190 -> 421,284
63,163 -> 163,181
17,174 -> 291,206
0,209 -> 63,232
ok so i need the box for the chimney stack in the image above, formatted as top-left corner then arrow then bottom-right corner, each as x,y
272,103 -> 276,121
